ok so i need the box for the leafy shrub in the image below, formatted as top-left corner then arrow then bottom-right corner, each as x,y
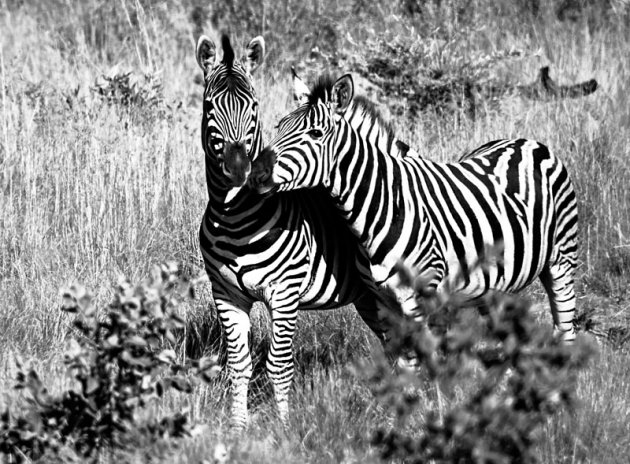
92,69 -> 164,109
0,263 -> 218,462
368,266 -> 596,463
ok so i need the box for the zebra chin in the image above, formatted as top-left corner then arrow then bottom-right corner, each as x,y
223,167 -> 251,187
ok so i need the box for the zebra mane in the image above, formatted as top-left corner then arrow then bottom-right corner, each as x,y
351,95 -> 397,143
218,34 -> 249,92
308,74 -> 336,105
221,34 -> 235,69
308,75 -> 396,143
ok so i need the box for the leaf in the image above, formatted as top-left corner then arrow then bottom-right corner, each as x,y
145,334 -> 161,349
85,376 -> 100,395
73,318 -> 94,335
126,335 -> 148,348
61,293 -> 78,312
201,366 -> 222,383
170,313 -> 186,329
123,397 -> 140,408
27,370 -> 43,393
165,330 -> 176,345
82,300 -> 97,317
141,374 -> 153,391
105,334 -> 120,348
128,355 -> 152,368
197,355 -> 219,371
64,338 -> 83,361
121,296 -> 141,312
189,423 -> 209,437
157,349 -> 177,364
169,376 -> 193,393
120,349 -> 133,364
78,293 -> 93,314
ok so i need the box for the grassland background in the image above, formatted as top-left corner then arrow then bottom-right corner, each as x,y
1,0 -> 629,462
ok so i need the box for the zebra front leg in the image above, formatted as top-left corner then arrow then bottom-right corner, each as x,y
266,297 -> 299,425
540,261 -> 577,343
215,298 -> 253,429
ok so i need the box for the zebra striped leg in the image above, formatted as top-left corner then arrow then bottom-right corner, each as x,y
216,299 -> 252,429
540,262 -> 577,343
266,301 -> 299,425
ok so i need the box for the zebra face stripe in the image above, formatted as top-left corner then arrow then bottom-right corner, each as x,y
250,73 -> 353,194
252,102 -> 336,192
202,64 -> 261,187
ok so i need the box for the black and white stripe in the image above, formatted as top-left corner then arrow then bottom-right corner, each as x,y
195,38 -> 383,428
255,73 -> 578,342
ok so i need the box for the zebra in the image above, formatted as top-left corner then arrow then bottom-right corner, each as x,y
195,36 -> 386,428
251,72 -> 578,343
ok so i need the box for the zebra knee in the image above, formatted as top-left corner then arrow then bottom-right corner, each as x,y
554,324 -> 577,344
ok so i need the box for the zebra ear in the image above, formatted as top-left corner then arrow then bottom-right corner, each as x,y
332,74 -> 353,114
244,36 -> 265,74
196,35 -> 217,75
292,67 -> 310,106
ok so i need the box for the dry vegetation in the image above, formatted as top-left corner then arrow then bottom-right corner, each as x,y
1,0 -> 629,462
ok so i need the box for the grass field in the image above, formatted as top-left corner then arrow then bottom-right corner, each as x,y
1,0 -> 630,462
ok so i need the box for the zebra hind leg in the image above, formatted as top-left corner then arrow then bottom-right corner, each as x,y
539,261 -> 577,343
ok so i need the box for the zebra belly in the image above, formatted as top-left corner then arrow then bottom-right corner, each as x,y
297,255 -> 363,310
438,226 -> 549,299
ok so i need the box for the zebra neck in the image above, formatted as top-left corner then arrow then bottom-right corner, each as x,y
329,125 -> 423,257
328,124 -> 437,269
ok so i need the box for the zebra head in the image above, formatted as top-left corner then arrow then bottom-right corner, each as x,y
196,34 -> 265,188
250,72 -> 353,194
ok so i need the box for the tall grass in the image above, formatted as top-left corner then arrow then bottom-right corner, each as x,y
1,0 -> 629,462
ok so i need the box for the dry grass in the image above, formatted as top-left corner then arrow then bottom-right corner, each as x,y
1,0 -> 629,462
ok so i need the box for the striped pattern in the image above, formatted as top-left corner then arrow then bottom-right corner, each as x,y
256,74 -> 578,342
196,38 -> 382,428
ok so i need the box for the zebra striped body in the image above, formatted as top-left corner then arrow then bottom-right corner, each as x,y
195,38 -> 381,428
254,74 -> 578,341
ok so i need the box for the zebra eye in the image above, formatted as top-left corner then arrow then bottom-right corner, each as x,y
207,132 -> 224,153
308,129 -> 324,139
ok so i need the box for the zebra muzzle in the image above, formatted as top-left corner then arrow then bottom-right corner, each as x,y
223,142 -> 251,187
249,146 -> 277,194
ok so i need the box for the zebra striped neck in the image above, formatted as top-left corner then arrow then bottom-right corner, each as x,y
327,118 -> 441,283
343,99 -> 420,161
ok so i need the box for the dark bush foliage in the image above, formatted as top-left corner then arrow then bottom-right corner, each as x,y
368,266 -> 596,463
0,263 -> 218,462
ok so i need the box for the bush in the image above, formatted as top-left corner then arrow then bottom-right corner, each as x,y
92,69 -> 164,109
0,263 -> 218,462
367,267 -> 597,463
